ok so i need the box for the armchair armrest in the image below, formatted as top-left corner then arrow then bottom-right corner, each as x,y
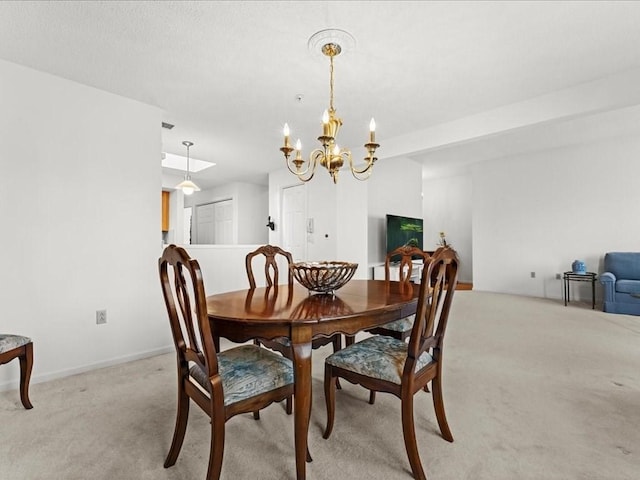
599,272 -> 616,284
600,272 -> 616,303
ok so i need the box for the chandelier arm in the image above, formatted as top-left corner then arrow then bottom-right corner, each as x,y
285,149 -> 324,182
347,154 -> 376,175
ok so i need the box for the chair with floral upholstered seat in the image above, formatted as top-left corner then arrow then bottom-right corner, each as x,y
322,247 -> 459,480
246,244 -> 343,414
367,245 -> 432,342
247,244 -> 342,360
159,244 -> 294,480
0,334 -> 33,409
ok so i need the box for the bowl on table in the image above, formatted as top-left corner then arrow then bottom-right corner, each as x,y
290,261 -> 358,294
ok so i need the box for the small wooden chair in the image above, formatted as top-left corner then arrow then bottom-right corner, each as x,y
247,245 -> 344,413
0,334 -> 34,409
159,245 -> 294,480
247,245 -> 342,359
367,245 -> 432,342
322,247 -> 459,480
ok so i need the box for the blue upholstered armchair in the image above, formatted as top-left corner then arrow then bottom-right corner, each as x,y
600,252 -> 640,315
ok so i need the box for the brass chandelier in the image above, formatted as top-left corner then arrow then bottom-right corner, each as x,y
280,33 -> 379,184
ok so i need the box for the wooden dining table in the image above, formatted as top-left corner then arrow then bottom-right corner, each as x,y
206,279 -> 420,480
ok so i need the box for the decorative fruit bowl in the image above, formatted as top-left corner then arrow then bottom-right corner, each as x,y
290,261 -> 358,294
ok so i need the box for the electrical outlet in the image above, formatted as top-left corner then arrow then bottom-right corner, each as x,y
96,309 -> 107,325
556,273 -> 561,280
530,271 -> 536,278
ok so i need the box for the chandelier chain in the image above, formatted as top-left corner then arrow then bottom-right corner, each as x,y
329,54 -> 335,112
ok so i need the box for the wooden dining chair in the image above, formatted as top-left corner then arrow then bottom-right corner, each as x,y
247,244 -> 343,413
322,247 -> 459,480
367,245 -> 432,342
159,244 -> 294,480
0,334 -> 33,409
247,244 -> 342,358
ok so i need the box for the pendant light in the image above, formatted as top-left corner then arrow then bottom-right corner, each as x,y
176,141 -> 200,195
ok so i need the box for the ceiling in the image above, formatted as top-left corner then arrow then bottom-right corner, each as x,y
2,1 -> 640,189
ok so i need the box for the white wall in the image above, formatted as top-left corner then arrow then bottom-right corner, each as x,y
183,245 -> 264,292
423,174 -> 473,283
268,167 -> 369,278
236,183 -> 269,244
472,132 -> 640,300
0,59 -> 168,390
367,157 -> 424,267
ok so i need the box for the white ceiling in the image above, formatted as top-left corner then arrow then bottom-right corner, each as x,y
2,1 -> 640,188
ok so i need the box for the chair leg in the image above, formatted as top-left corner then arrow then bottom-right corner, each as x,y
368,390 -> 376,405
401,392 -> 427,480
164,385 -> 190,468
19,343 -> 33,409
253,411 -> 260,420
286,396 -> 292,415
332,336 -> 343,390
431,375 -> 453,442
206,410 -> 225,480
322,365 -> 336,439
345,334 -> 355,347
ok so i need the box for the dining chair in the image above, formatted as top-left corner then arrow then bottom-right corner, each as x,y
247,244 -> 343,357
367,245 -> 432,342
345,246 -> 432,404
159,244 -> 294,480
322,247 -> 459,480
0,334 -> 33,409
247,244 -> 343,414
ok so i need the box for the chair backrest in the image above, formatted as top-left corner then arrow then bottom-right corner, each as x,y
385,245 -> 431,286
405,247 -> 459,374
246,245 -> 293,289
159,245 -> 218,378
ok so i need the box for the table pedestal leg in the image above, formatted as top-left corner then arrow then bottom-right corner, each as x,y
291,327 -> 313,480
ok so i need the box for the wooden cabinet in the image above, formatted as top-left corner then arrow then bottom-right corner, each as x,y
162,191 -> 170,232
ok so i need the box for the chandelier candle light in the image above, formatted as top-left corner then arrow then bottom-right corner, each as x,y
280,32 -> 380,183
176,140 -> 200,196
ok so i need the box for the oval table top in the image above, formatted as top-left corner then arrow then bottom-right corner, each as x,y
206,279 -> 419,326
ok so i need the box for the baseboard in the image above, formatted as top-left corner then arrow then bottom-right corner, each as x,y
457,282 -> 473,290
0,345 -> 174,393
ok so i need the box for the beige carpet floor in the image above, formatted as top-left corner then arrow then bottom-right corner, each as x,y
1,291 -> 639,480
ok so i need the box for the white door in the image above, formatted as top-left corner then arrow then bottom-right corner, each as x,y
282,185 -> 306,261
195,203 -> 215,244
214,199 -> 233,244
195,199 -> 234,244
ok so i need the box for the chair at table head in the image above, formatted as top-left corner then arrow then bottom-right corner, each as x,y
245,244 -> 293,289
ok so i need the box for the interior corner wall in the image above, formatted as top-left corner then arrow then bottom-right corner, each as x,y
336,177 -> 368,279
236,183 -> 269,244
472,132 -> 640,300
367,157 -> 423,267
422,174 -> 473,283
0,59 -> 168,390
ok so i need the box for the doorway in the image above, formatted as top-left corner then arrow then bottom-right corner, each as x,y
281,185 -> 307,261
194,199 -> 234,244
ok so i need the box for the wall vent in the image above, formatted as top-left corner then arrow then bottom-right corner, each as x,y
161,122 -> 175,129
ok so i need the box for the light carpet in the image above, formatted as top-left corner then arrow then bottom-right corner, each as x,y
1,291 -> 639,479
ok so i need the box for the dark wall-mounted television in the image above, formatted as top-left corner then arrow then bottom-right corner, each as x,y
385,214 -> 424,256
